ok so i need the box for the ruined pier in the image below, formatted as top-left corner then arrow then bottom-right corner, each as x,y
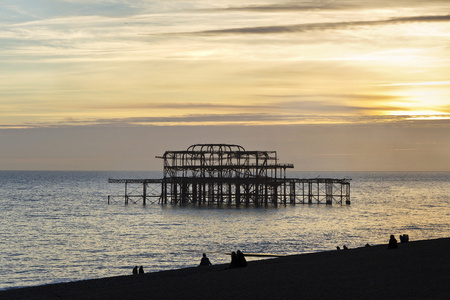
108,144 -> 351,206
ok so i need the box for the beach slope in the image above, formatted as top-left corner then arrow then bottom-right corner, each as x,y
1,237 -> 449,299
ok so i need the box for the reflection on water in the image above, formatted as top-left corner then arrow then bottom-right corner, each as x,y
0,171 -> 448,289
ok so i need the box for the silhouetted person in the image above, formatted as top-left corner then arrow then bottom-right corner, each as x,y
229,251 -> 238,269
336,246 -> 340,250
139,266 -> 144,274
236,250 -> 247,268
388,235 -> 398,249
400,234 -> 409,243
343,245 -> 348,250
132,266 -> 138,275
199,253 -> 212,266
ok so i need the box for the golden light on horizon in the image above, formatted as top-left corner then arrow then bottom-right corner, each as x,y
408,115 -> 450,120
385,110 -> 450,118
379,84 -> 450,118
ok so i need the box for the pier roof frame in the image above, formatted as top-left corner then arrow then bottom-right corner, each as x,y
156,143 -> 293,179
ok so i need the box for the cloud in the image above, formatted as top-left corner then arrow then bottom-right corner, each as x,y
206,0 -> 450,13
276,100 -> 399,114
9,112 -> 445,129
2,1 -> 449,131
178,14 -> 450,35
206,2 -> 349,12
82,93 -> 401,117
85,102 -> 273,110
0,0 -> 142,21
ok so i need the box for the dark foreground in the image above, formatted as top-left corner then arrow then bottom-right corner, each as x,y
2,237 -> 449,299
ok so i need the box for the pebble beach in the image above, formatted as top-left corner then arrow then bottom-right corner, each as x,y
1,237 -> 448,299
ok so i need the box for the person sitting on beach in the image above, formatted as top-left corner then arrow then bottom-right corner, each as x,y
388,235 -> 398,249
199,253 -> 212,267
343,245 -> 348,250
229,251 -> 238,269
236,250 -> 247,268
132,266 -> 138,275
139,266 -> 144,274
336,246 -> 340,250
400,234 -> 409,243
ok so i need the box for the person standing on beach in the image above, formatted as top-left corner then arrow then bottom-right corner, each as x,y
388,235 -> 398,249
139,266 -> 144,274
132,266 -> 138,275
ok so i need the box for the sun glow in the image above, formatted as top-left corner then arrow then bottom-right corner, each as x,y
380,86 -> 450,118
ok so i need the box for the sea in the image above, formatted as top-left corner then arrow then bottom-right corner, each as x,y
0,171 -> 449,290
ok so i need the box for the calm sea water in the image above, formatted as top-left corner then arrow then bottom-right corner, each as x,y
0,171 -> 449,290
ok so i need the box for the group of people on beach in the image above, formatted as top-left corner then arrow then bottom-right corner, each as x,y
198,250 -> 247,269
336,245 -> 349,250
399,234 -> 409,243
388,234 -> 410,249
228,250 -> 247,269
132,266 -> 144,275
335,233 -> 410,251
134,233 -> 411,276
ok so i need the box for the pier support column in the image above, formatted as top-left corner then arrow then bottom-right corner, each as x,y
162,181 -> 167,204
172,183 -> 178,204
272,185 -> 278,207
125,181 -> 128,205
236,184 -> 241,207
308,182 -> 313,204
345,183 -> 351,205
192,183 -> 198,204
325,181 -> 332,205
143,182 -> 147,206
290,181 -> 295,205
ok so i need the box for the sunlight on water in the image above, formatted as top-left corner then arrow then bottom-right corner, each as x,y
0,171 -> 449,289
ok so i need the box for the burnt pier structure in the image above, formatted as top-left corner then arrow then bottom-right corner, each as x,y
108,144 -> 351,206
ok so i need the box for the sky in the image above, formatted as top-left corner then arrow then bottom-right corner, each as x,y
0,0 -> 449,171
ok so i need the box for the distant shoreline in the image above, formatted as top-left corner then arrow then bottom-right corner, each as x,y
1,237 -> 449,299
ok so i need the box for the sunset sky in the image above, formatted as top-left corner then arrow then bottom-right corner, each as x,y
1,0 -> 449,171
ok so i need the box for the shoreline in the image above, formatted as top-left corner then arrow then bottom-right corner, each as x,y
1,237 -> 449,299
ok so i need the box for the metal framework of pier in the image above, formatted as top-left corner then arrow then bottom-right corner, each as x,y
108,144 -> 351,206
